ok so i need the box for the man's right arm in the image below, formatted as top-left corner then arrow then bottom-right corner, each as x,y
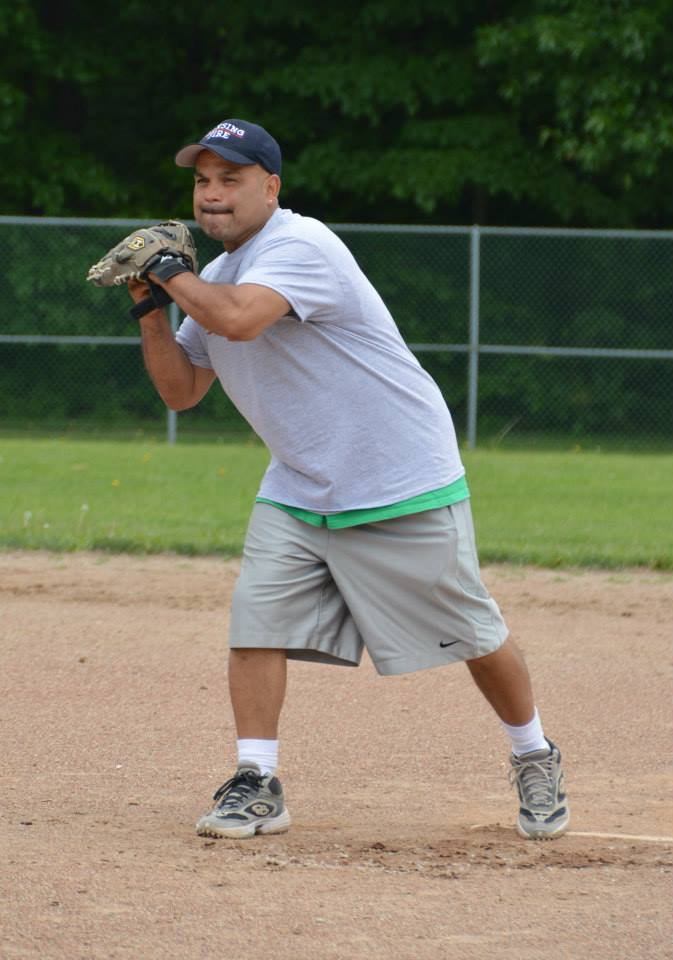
131,284 -> 215,411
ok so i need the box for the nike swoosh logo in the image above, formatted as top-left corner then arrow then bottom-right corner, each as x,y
439,640 -> 461,648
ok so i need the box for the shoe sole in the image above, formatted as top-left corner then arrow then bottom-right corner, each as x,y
196,807 -> 292,839
516,811 -> 570,841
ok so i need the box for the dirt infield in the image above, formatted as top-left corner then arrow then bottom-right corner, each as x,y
1,551 -> 671,960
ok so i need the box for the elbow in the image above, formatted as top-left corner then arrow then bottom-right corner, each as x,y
204,306 -> 258,341
164,397 -> 191,412
160,389 -> 198,412
222,311 -> 262,341
225,326 -> 258,342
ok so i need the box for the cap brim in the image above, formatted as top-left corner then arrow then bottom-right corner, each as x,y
174,142 -> 257,168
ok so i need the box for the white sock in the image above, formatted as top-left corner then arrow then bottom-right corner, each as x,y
237,738 -> 278,776
501,707 -> 548,757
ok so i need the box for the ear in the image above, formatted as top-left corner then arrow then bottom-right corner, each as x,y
265,173 -> 281,203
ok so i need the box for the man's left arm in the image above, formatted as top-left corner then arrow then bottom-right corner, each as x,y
150,272 -> 290,341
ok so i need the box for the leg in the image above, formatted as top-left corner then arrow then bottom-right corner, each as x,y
196,648 -> 290,839
228,647 -> 287,738
466,635 -> 534,725
468,636 -> 570,840
197,505 -> 336,840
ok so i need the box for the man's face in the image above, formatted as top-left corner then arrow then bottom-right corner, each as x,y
192,150 -> 280,251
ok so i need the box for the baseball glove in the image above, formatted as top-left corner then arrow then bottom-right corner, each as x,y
86,220 -> 198,287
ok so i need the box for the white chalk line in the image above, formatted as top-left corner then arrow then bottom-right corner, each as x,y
469,824 -> 673,844
568,830 -> 673,844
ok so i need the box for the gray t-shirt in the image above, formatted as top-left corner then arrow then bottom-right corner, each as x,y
175,207 -> 464,513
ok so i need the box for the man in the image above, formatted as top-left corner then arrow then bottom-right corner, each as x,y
129,118 -> 569,841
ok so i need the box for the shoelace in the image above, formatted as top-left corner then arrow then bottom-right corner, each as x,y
212,770 -> 263,809
509,754 -> 556,807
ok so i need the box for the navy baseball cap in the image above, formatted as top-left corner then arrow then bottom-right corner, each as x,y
175,119 -> 282,175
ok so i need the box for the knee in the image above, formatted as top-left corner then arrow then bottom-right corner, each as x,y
229,647 -> 286,663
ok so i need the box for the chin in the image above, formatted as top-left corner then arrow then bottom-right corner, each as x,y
199,220 -> 232,242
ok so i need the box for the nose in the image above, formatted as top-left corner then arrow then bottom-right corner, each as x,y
202,184 -> 225,204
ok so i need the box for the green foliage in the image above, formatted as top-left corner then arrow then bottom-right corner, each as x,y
0,222 -> 670,439
0,222 -> 243,427
339,229 -> 672,438
1,1 -> 671,225
472,231 -> 673,437
476,0 -> 673,225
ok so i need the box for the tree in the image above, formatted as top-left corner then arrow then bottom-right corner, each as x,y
1,0 -> 671,226
476,0 -> 673,226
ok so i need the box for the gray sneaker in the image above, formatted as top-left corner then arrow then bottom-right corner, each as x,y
196,763 -> 291,839
509,739 -> 570,840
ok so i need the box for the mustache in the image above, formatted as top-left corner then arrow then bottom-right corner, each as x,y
200,206 -> 233,214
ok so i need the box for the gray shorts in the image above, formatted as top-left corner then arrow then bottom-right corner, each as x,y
229,501 -> 508,676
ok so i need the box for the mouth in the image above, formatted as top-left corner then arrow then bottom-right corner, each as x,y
201,207 -> 233,216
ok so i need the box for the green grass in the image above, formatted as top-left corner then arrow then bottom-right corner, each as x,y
466,449 -> 672,569
0,438 -> 671,568
0,437 -> 267,556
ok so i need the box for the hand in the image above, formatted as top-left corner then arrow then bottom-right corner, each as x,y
128,278 -> 152,303
127,278 -> 174,320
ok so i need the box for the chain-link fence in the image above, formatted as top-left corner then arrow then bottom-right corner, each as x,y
1,217 -> 671,448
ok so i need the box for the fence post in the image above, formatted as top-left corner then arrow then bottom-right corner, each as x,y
467,225 -> 481,449
166,302 -> 179,444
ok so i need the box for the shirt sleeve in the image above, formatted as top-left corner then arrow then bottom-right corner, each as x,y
236,236 -> 343,323
175,315 -> 213,369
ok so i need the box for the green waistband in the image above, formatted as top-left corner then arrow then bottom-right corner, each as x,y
256,475 -> 469,529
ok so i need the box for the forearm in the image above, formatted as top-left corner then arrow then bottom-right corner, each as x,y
138,309 -> 198,410
154,272 -> 247,339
